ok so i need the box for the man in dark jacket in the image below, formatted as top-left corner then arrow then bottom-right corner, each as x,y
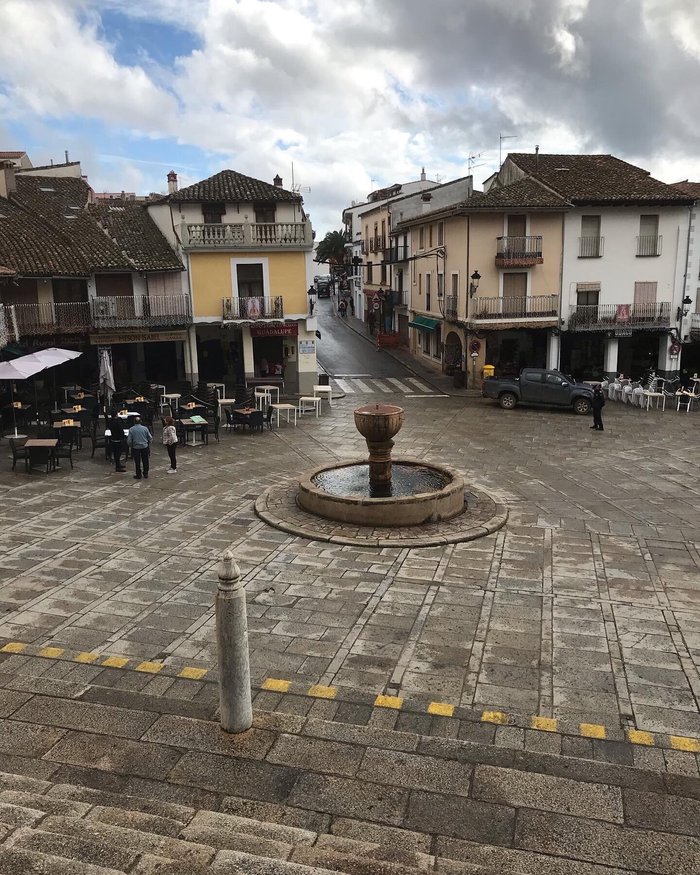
591,385 -> 605,431
108,414 -> 127,472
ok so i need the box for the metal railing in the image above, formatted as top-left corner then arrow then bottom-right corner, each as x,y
185,221 -> 313,248
496,236 -> 543,261
471,294 -> 558,320
8,301 -> 92,336
222,296 -> 284,320
691,313 -> 700,339
384,245 -> 409,263
0,305 -> 8,349
397,289 -> 409,307
568,301 -> 671,331
578,236 -> 604,258
92,295 -> 192,329
444,295 -> 459,320
637,235 -> 662,257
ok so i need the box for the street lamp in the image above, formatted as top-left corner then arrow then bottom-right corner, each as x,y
469,270 -> 481,298
677,295 -> 693,322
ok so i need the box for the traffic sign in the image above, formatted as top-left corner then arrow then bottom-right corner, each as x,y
373,302 -> 380,311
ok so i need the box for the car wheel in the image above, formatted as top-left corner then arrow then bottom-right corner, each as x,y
499,392 -> 517,410
573,398 -> 591,415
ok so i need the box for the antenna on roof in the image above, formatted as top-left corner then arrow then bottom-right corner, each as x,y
289,161 -> 310,194
499,133 -> 517,167
467,152 -> 485,173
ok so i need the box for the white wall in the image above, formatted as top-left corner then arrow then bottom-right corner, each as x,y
561,206 -> 690,320
682,200 -> 700,336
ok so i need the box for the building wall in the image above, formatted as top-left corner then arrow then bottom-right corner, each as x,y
189,250 -> 308,319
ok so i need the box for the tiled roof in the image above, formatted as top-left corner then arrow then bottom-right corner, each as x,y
464,178 -> 569,210
88,201 -> 182,271
0,152 -> 25,159
17,161 -> 80,172
165,170 -> 301,203
671,180 -> 700,199
508,153 -> 693,205
0,177 -> 182,277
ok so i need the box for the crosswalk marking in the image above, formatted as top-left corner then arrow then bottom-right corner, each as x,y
332,376 -> 446,398
407,378 -> 432,392
371,380 -> 393,393
334,379 -> 355,393
386,377 -> 412,392
353,379 -> 372,393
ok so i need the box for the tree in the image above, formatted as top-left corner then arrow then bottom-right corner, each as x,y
315,230 -> 347,267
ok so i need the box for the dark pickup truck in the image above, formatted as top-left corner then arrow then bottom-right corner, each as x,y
483,368 -> 593,415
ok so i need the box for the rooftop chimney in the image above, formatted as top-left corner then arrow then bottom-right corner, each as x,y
535,145 -> 539,173
273,174 -> 283,187
65,150 -> 70,164
167,170 -> 178,194
0,161 -> 17,200
420,167 -> 426,182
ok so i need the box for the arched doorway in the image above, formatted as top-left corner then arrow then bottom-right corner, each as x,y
444,331 -> 463,374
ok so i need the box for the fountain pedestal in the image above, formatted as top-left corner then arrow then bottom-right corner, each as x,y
354,404 -> 404,492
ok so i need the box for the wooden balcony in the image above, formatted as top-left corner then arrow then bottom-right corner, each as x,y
495,236 -> 543,268
568,302 -> 671,332
471,295 -> 558,323
91,295 -> 192,330
183,221 -> 313,250
222,296 -> 284,321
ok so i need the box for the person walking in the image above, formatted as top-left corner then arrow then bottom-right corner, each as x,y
127,416 -> 152,479
591,385 -> 605,432
108,413 -> 127,473
367,308 -> 375,335
162,416 -> 178,473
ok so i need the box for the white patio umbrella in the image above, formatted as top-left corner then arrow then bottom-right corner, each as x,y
0,347 -> 82,437
98,348 -> 115,407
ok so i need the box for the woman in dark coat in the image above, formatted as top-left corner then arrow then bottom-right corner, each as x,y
591,385 -> 605,432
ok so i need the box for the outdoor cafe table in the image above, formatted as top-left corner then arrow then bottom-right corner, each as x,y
24,438 -> 58,473
179,418 -> 206,447
271,402 -> 297,427
52,421 -> 82,449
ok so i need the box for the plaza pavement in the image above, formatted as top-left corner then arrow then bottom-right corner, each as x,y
1,389 -> 699,751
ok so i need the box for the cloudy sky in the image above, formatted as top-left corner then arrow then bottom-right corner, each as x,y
1,0 -> 699,235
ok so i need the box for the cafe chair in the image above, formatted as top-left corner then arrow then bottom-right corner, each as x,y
25,445 -> 53,474
90,425 -> 110,460
9,437 -> 28,470
248,411 -> 264,433
54,438 -> 75,470
203,416 -> 220,444
265,406 -> 274,430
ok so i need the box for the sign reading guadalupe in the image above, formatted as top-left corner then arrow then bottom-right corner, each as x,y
89,330 -> 188,345
250,324 -> 298,338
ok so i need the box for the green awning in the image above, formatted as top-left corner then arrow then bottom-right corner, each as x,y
408,315 -> 441,331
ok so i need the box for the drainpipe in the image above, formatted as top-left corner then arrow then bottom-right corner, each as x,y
556,211 -> 565,371
465,215 -> 471,385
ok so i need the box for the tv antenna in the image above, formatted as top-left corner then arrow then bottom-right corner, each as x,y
499,133 -> 517,167
290,162 -> 311,194
467,152 -> 485,173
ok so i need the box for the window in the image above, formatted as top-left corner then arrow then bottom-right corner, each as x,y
502,272 -> 527,299
418,273 -> 422,295
638,215 -> 660,256
579,215 -> 602,257
236,264 -> 264,297
437,273 -> 444,298
366,262 -> 373,284
380,264 -> 387,284
507,214 -> 526,237
429,224 -> 433,248
451,273 -> 459,295
433,324 -> 441,359
524,372 -> 543,383
437,222 -> 444,246
546,373 -> 567,385
254,204 -> 275,224
577,287 -> 600,307
203,203 -> 226,224
419,227 -> 424,249
425,273 -> 431,310
422,330 -> 430,354
381,219 -> 386,248
634,281 -> 657,305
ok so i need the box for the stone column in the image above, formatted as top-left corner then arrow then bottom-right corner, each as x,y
603,336 -> 619,380
184,326 -> 199,385
657,333 -> 680,380
546,331 -> 560,371
216,550 -> 253,735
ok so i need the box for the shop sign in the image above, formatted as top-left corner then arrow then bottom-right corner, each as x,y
250,323 -> 298,338
298,339 -> 315,355
614,329 -> 633,337
89,330 -> 187,345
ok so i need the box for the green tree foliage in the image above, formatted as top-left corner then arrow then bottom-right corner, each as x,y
315,230 -> 347,266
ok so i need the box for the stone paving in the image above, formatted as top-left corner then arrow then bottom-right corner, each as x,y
1,392 -> 700,741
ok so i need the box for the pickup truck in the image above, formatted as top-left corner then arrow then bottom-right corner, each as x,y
483,368 -> 593,415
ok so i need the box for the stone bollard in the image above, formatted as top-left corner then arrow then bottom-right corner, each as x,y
216,549 -> 253,734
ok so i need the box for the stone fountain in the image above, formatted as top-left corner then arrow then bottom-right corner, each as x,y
296,403 -> 465,526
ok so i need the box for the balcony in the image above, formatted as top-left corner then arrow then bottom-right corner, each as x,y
0,305 -> 8,349
578,236 -> 604,258
396,289 -> 409,307
384,245 -> 409,263
637,235 -> 662,257
7,301 -> 92,337
495,236 -> 543,268
691,313 -> 700,340
222,296 -> 284,321
568,302 -> 671,332
471,295 -> 559,322
91,295 -> 192,330
183,221 -> 313,250
368,235 -> 386,254
444,295 -> 459,320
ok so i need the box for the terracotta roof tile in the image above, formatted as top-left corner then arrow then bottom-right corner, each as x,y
465,178 -> 569,210
508,153 -> 693,205
88,200 -> 182,271
165,169 -> 301,204
671,180 -> 700,199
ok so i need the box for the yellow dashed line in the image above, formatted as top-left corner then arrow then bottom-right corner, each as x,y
262,678 -> 291,693
1,642 -> 27,654
102,656 -> 130,669
38,647 -> 64,659
427,702 -> 455,718
670,735 -> 700,753
531,716 -> 558,733
135,661 -> 164,674
627,729 -> 655,746
482,710 -> 508,725
179,667 -> 208,680
74,652 -> 99,664
375,694 -> 403,710
308,684 -> 337,700
580,723 -> 606,739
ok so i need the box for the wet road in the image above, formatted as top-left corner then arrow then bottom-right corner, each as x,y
315,298 -> 414,378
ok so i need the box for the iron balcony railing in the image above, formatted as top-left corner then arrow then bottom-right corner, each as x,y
384,245 -> 409,263
495,236 -> 543,265
690,313 -> 700,339
568,302 -> 671,331
8,301 -> 92,337
444,295 -> 459,320
397,289 -> 409,307
637,235 -> 662,257
91,295 -> 192,330
578,236 -> 604,258
184,221 -> 313,249
222,296 -> 284,320
471,294 -> 559,320
0,305 -> 8,349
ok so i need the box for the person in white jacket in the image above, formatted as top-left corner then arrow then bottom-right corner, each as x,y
162,416 -> 178,473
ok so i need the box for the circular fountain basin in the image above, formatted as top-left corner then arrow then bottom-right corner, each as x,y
297,458 -> 465,527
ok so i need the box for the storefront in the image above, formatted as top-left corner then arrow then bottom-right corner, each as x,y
89,329 -> 189,385
485,328 -> 548,376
